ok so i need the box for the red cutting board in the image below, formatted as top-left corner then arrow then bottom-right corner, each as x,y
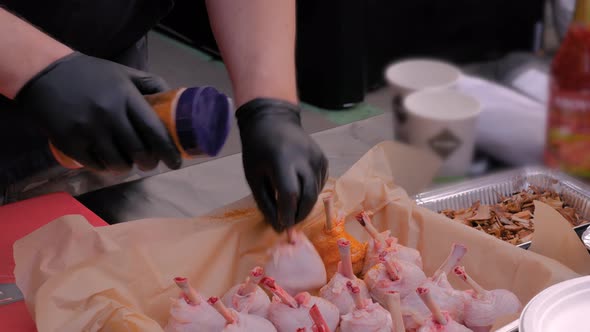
0,192 -> 108,332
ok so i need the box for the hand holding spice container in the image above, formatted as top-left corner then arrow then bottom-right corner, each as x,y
545,0 -> 590,177
51,86 -> 232,169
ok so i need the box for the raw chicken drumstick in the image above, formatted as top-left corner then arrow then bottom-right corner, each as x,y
222,266 -> 270,318
339,280 -> 393,332
401,244 -> 469,329
207,297 -> 277,332
164,277 -> 225,332
319,238 -> 370,315
356,211 -> 423,273
416,287 -> 472,332
308,196 -> 367,278
261,277 -> 340,332
265,229 -> 327,295
386,292 -> 406,332
364,252 -> 427,306
453,266 -> 521,332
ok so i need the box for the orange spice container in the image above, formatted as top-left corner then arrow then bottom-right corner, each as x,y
51,86 -> 232,169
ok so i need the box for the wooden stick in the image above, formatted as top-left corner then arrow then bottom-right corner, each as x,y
174,277 -> 201,305
208,297 -> 236,324
386,292 -> 406,332
417,287 -> 447,325
323,196 -> 334,231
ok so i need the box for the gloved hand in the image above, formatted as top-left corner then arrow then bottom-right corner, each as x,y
15,52 -> 181,171
237,98 -> 328,232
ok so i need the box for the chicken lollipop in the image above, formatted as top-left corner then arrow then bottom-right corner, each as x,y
416,287 -> 472,332
453,266 -> 521,332
364,252 -> 427,306
401,244 -> 469,329
319,238 -> 370,315
386,292 -> 406,332
265,229 -> 327,295
261,277 -> 340,332
222,266 -> 270,318
339,281 -> 393,332
207,297 -> 277,332
356,211 -> 422,273
308,196 -> 367,278
164,277 -> 225,332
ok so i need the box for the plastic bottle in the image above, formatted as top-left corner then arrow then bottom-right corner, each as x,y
545,0 -> 590,177
51,86 -> 232,169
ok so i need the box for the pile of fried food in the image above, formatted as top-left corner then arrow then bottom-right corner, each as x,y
440,186 -> 589,245
164,197 -> 521,332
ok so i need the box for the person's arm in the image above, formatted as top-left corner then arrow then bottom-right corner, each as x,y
205,1 -> 328,232
205,0 -> 298,106
0,8 -> 72,99
0,8 -> 180,172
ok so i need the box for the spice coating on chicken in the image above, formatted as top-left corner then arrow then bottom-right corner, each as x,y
309,196 -> 367,278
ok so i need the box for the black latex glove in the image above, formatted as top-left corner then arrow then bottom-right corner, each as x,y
237,98 -> 328,232
15,52 -> 181,171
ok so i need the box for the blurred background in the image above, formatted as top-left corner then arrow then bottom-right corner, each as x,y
3,0 -> 580,221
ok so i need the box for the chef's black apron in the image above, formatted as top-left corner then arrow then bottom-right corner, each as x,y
0,0 -> 174,187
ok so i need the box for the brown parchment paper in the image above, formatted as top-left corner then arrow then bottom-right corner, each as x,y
528,200 -> 590,275
13,141 -> 585,332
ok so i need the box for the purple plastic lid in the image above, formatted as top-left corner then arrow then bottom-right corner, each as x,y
175,87 -> 232,156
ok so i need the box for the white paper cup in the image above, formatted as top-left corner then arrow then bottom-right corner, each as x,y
403,89 -> 480,178
385,59 -> 461,141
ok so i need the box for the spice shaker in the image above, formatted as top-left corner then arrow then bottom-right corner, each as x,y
51,86 -> 232,169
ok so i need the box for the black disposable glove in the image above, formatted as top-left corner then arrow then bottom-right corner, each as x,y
15,52 -> 181,171
237,98 -> 328,232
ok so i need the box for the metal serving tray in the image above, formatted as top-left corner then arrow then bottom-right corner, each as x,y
414,166 -> 590,249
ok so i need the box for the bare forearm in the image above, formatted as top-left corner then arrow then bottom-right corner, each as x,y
205,0 -> 298,106
0,8 -> 72,99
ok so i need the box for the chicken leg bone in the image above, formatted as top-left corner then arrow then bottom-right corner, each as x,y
238,266 -> 265,296
355,211 -> 384,246
208,297 -> 236,324
310,304 -> 331,332
380,253 -> 400,281
417,287 -> 447,326
260,277 -> 298,308
287,228 -> 296,245
386,292 -> 406,332
174,277 -> 201,305
337,238 -> 355,279
346,281 -> 367,310
434,244 -> 467,279
453,266 -> 489,299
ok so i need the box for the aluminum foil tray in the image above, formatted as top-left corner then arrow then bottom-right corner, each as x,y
414,166 -> 590,249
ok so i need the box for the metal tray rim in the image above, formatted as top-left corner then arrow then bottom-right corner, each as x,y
413,166 -> 590,249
